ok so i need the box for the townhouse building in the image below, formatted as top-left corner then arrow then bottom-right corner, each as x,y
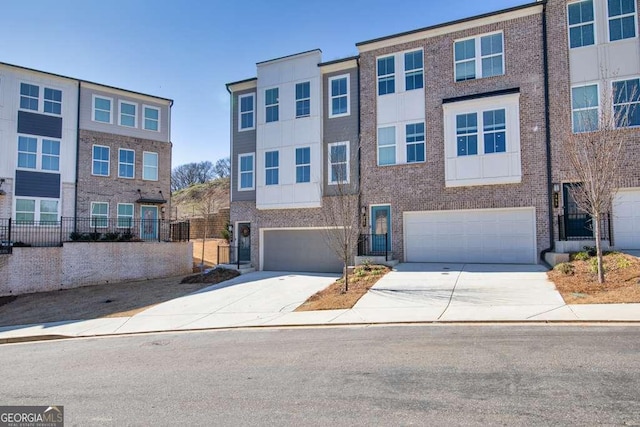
228,0 -> 640,272
0,62 -> 172,241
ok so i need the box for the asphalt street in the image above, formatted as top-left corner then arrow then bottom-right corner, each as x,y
1,325 -> 639,426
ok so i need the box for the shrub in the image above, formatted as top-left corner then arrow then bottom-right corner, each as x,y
104,232 -> 121,241
88,232 -> 101,241
583,245 -> 597,257
573,251 -> 590,261
617,256 -> 632,269
589,257 -> 605,274
554,262 -> 574,275
69,232 -> 83,241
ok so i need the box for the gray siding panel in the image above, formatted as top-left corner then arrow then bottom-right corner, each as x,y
15,170 -> 61,198
263,229 -> 342,273
17,111 -> 63,138
323,68 -> 359,196
231,88 -> 257,202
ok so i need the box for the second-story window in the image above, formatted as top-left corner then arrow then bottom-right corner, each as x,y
93,96 -> 113,123
329,75 -> 349,117
295,82 -> 310,118
119,101 -> 137,128
455,32 -> 504,81
456,113 -> 478,156
20,83 -> 39,111
41,139 -> 60,171
44,88 -> 62,114
143,152 -> 159,181
404,50 -> 424,90
377,126 -> 396,166
295,147 -> 310,183
568,0 -> 595,48
613,78 -> 640,127
571,84 -> 599,132
239,94 -> 255,130
92,145 -> 110,176
265,151 -> 279,185
377,56 -> 395,95
608,0 -> 637,41
118,148 -> 135,179
265,88 -> 279,123
406,123 -> 425,163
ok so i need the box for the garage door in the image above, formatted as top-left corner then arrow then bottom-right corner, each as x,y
404,208 -> 537,264
613,189 -> 640,249
262,229 -> 343,273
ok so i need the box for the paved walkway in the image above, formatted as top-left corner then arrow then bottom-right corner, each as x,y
1,264 -> 639,343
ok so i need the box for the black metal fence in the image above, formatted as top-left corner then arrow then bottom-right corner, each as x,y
0,217 -> 190,249
558,213 -> 611,241
357,233 -> 389,261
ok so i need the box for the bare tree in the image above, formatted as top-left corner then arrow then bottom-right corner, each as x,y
321,143 -> 360,292
563,80 -> 635,283
196,186 -> 221,274
171,161 -> 215,192
214,157 -> 231,179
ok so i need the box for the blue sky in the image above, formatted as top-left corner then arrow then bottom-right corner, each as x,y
0,0 -> 530,168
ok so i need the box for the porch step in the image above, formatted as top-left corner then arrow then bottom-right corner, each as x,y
355,256 -> 399,268
544,252 -> 570,267
217,264 -> 255,274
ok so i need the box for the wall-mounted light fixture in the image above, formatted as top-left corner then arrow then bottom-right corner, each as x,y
227,223 -> 234,239
361,206 -> 367,227
0,179 -> 6,196
553,183 -> 560,208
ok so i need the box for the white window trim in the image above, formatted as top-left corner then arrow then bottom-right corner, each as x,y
118,100 -> 138,128
90,201 -> 109,228
265,150 -> 279,186
142,151 -> 159,181
238,93 -> 256,131
265,87 -> 279,123
453,31 -> 505,81
567,0 -> 597,48
92,94 -> 113,124
18,82 -> 64,116
295,146 -> 312,183
92,144 -> 111,177
16,135 -> 61,173
611,76 -> 640,128
117,203 -> 135,228
328,74 -> 351,118
405,122 -> 426,164
118,148 -> 136,179
295,81 -> 311,118
571,81 -> 601,133
238,153 -> 255,191
607,0 -> 638,42
377,55 -> 395,96
377,126 -> 397,166
142,104 -> 161,132
404,49 -> 424,91
14,197 -> 60,223
328,141 -> 350,185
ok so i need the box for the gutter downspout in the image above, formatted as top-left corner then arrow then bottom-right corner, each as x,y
356,57 -> 363,232
73,81 -> 81,232
541,1 -> 555,265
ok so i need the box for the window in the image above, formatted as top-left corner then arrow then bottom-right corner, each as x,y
15,199 -> 35,223
93,96 -> 112,123
143,152 -> 158,181
406,123 -> 425,163
456,113 -> 478,156
91,202 -> 109,228
117,203 -> 134,228
483,109 -> 507,153
295,82 -> 310,118
41,139 -> 60,171
609,0 -> 636,41
377,56 -> 395,95
119,101 -> 137,127
238,153 -> 255,190
572,84 -> 599,132
377,127 -> 396,166
455,33 -> 504,81
295,147 -> 311,183
239,94 -> 255,130
92,145 -> 110,176
568,0 -> 595,48
143,106 -> 160,131
265,88 -> 279,123
39,200 -> 58,223
20,83 -> 39,111
17,136 -> 37,169
44,88 -> 62,115
328,142 -> 349,184
613,78 -> 640,127
118,149 -> 135,178
329,75 -> 349,117
16,198 -> 59,224
265,151 -> 279,185
405,51 -> 424,91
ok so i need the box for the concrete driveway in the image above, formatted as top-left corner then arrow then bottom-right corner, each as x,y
344,263 -> 570,322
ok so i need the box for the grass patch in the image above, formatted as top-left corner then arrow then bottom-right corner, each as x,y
295,265 -> 391,311
548,252 -> 640,304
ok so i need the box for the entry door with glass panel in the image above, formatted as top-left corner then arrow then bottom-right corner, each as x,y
371,205 -> 391,253
238,222 -> 251,262
563,183 -> 592,238
140,206 -> 158,240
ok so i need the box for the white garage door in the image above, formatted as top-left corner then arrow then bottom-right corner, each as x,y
613,189 -> 640,249
404,207 -> 537,264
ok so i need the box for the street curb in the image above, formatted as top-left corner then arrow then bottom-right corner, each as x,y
3,319 -> 640,345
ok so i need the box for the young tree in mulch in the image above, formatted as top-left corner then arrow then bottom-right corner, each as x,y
563,80 -> 636,283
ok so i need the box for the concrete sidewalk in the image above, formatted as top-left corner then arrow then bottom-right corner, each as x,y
1,266 -> 639,343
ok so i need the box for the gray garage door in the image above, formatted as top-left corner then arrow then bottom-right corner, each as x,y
263,229 -> 343,273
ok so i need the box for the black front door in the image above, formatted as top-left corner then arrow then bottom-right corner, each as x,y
563,183 -> 593,238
